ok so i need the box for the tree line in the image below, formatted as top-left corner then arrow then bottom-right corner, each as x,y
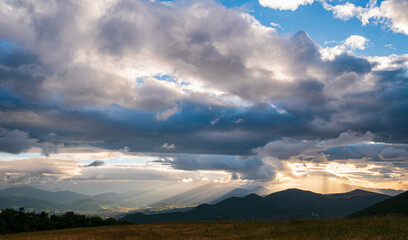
0,207 -> 128,234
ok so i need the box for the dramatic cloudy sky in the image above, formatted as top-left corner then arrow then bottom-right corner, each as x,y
0,0 -> 408,195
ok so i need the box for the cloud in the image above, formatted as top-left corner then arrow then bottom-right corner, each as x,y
259,0 -> 314,11
0,0 -> 406,159
0,127 -> 58,156
162,143 -> 176,150
379,147 -> 408,161
85,160 -> 105,167
180,178 -> 193,183
155,154 -> 276,181
210,116 -> 221,125
321,1 -> 363,21
385,44 -> 396,50
0,128 -> 36,154
320,131 -> 375,148
155,106 -> 180,121
0,158 -> 81,184
269,22 -> 282,29
380,0 -> 408,35
255,131 -> 375,160
343,35 -> 370,50
320,35 -> 370,60
261,0 -> 408,36
321,0 -> 408,35
0,0 -> 407,191
71,163 -> 223,183
0,156 -> 230,185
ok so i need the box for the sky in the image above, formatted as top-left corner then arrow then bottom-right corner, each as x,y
0,0 -> 408,195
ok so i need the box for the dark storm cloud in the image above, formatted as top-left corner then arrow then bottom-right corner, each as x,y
327,53 -> 374,74
0,44 -> 48,104
0,103 -> 291,155
379,147 -> 408,161
0,127 -> 58,156
255,131 -> 375,160
155,154 -> 275,181
85,160 -> 105,167
0,128 -> 35,154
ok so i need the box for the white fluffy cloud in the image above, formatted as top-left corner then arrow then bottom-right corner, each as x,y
332,2 -> 361,20
260,0 -> 408,36
321,0 -> 408,35
259,0 -> 315,11
344,35 -> 370,50
380,0 -> 408,35
321,1 -> 364,21
320,35 -> 370,60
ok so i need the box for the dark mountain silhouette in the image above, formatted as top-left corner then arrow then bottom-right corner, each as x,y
333,183 -> 404,196
349,191 -> 408,217
363,188 -> 404,196
0,187 -> 89,204
150,183 -> 236,207
210,186 -> 269,204
325,189 -> 383,198
121,188 -> 391,223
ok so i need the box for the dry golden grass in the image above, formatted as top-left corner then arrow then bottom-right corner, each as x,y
1,216 -> 408,240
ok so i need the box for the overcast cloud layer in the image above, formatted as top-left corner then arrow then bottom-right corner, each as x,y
0,0 -> 407,191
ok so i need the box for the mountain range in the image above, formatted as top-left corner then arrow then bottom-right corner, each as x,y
0,185 -> 269,215
121,189 -> 392,223
2,186 -> 405,221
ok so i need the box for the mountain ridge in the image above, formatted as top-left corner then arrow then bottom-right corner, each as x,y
121,188 -> 391,223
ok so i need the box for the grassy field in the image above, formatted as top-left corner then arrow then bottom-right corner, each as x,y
1,216 -> 408,240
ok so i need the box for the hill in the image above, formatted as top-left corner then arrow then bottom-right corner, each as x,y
67,199 -> 106,212
210,186 -> 269,203
121,188 -> 390,223
349,191 -> 408,217
0,187 -> 89,204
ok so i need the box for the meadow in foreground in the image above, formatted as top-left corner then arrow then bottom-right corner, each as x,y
1,215 -> 407,240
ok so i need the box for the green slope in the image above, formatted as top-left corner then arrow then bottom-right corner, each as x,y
349,191 -> 408,217
0,195 -> 63,211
